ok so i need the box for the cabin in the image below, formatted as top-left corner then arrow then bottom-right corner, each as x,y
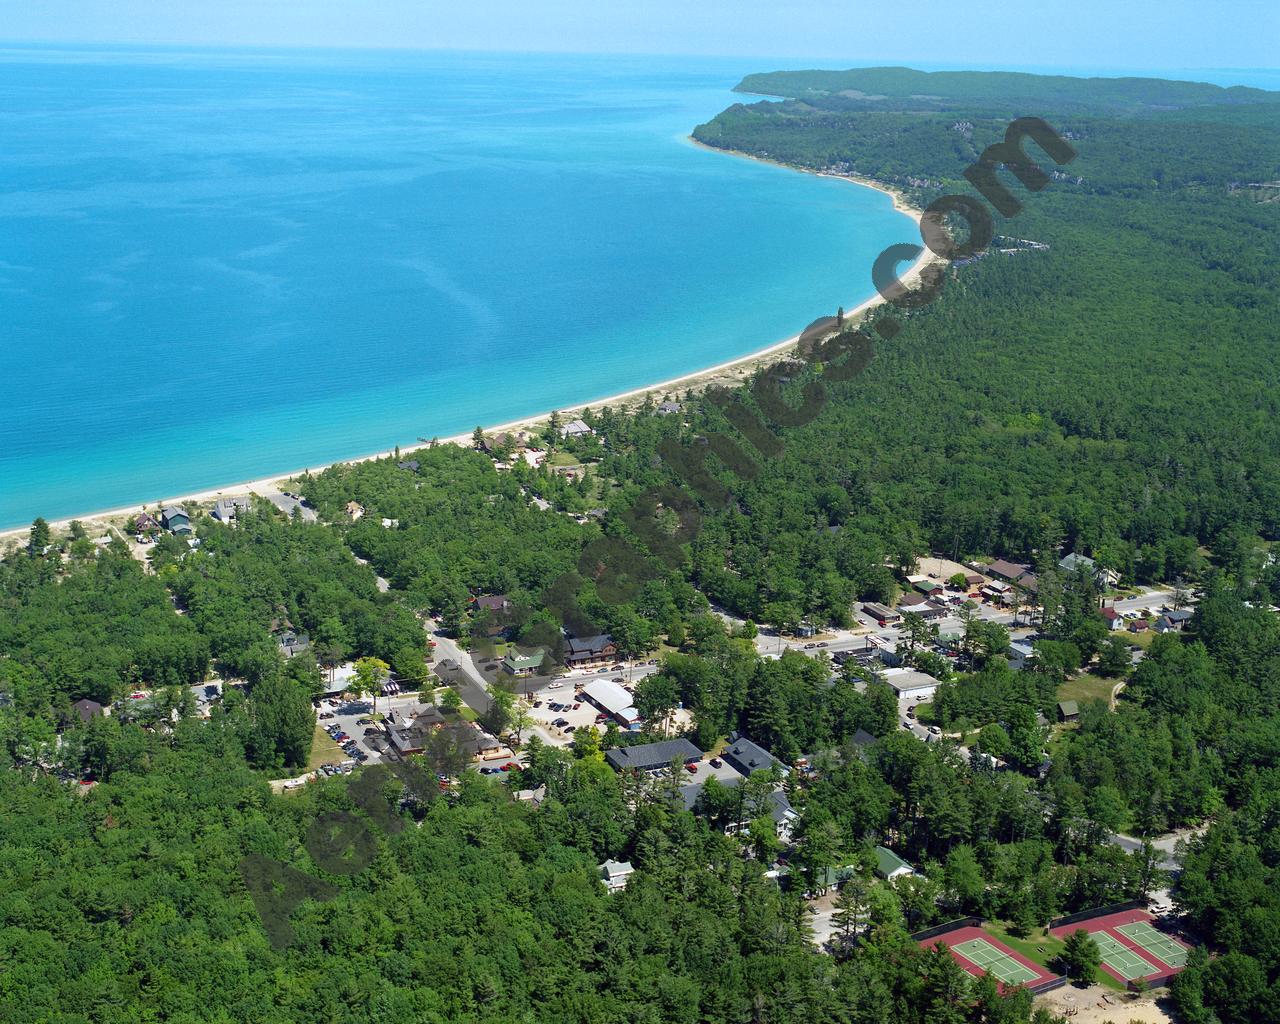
1057,700 -> 1081,723
986,558 -> 1032,584
345,501 -> 365,521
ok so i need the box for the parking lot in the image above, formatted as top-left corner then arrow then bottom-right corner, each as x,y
316,692 -> 431,767
526,682 -> 614,742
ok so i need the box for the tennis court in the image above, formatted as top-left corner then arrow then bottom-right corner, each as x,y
953,938 -> 1042,985
1089,931 -> 1160,981
1117,921 -> 1190,968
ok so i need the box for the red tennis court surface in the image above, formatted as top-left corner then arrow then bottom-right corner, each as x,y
918,925 -> 1062,993
1049,907 -> 1191,986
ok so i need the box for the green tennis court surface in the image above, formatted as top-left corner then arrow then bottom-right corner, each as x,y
952,938 -> 1041,985
1090,931 -> 1159,980
1117,921 -> 1189,968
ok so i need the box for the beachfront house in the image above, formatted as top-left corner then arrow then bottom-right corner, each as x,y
161,506 -> 192,535
560,419 -> 593,439
212,497 -> 251,523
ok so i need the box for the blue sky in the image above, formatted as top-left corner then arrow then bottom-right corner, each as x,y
2,0 -> 1276,71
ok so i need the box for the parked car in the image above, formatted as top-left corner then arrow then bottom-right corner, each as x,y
552,718 -> 569,727
533,701 -> 543,708
929,726 -> 942,736
500,762 -> 519,772
357,718 -> 372,726
572,702 -> 581,710
480,766 -> 502,775
685,762 -> 698,773
709,757 -> 722,768
319,712 -> 334,719
363,727 -> 379,736
548,682 -> 564,689
564,725 -> 576,733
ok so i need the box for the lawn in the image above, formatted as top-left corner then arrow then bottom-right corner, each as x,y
984,922 -> 1127,992
307,723 -> 344,771
1057,673 -> 1118,708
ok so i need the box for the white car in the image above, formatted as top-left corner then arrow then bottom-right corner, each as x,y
548,681 -> 564,689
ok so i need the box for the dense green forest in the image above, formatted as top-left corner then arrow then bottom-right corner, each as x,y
2,67 -> 1279,1022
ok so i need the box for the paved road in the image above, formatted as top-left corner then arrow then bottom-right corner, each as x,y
1109,826 -> 1202,872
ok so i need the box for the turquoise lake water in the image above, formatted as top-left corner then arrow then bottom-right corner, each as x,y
4,49 -> 1274,529
0,47 -> 919,527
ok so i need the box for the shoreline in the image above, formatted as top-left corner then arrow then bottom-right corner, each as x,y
0,150 -> 936,545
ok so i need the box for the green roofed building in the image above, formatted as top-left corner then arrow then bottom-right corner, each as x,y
502,650 -> 545,677
1057,700 -> 1080,722
874,846 -> 914,880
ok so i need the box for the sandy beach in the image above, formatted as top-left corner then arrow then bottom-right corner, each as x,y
0,157 -> 937,547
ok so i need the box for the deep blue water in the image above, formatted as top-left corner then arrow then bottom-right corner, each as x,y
0,47 -> 920,527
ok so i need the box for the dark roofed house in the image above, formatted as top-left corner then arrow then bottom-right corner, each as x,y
850,728 -> 878,749
383,706 -> 447,757
1059,552 -> 1096,573
133,512 -> 162,535
71,698 -> 104,723
1057,700 -> 1080,722
721,732 -> 783,777
161,505 -> 192,535
565,633 -> 617,669
605,738 -> 702,774
657,401 -> 683,416
397,459 -> 420,472
473,594 -> 513,614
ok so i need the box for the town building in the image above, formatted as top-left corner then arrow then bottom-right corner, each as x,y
582,678 -> 641,728
605,738 -> 702,774
565,634 -> 617,669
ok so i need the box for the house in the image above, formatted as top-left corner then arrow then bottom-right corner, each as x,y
767,790 -> 801,843
275,630 -> 310,658
914,580 -> 945,597
133,512 -> 162,535
721,733 -> 784,777
1162,608 -> 1194,630
1101,607 -> 1123,631
71,698 -> 104,723
1098,567 -> 1122,589
514,784 -> 547,807
397,459 -> 420,471
1007,641 -> 1036,671
1059,552 -> 1096,574
874,846 -> 915,881
964,572 -> 985,587
605,738 -> 702,774
582,678 -> 641,728
1129,618 -> 1150,633
598,859 -> 635,892
986,558 -> 1032,583
881,667 -> 941,701
212,497 -> 251,523
565,634 -> 617,669
849,728 -> 878,752
502,650 -> 545,677
530,496 -> 552,511
657,401 -> 683,416
1057,700 -> 1080,723
473,594 -> 513,615
345,501 -> 365,521
161,506 -> 192,535
560,419 -> 593,438
897,592 -> 930,611
862,602 -> 900,626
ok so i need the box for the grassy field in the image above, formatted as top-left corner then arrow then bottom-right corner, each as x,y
983,922 -> 1127,992
1057,673 -> 1118,708
307,723 -> 344,771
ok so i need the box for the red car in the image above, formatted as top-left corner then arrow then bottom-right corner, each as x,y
685,762 -> 698,774
500,762 -> 520,772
